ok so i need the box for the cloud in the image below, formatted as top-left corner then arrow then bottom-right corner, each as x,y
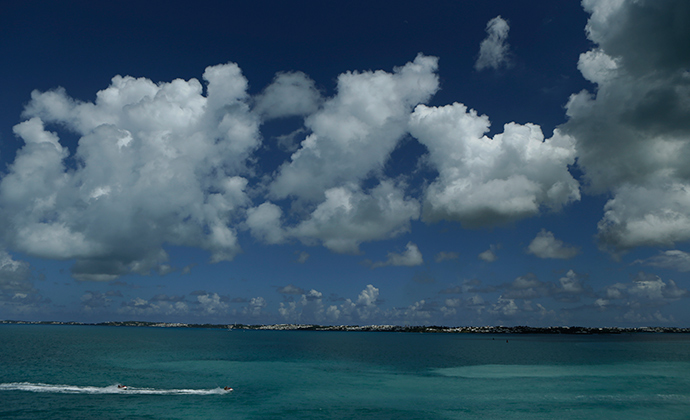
527,229 -> 580,259
557,270 -> 585,294
634,250 -> 690,272
561,0 -> 690,252
628,272 -> 687,301
253,71 -> 322,120
435,251 -> 459,263
241,297 -> 267,318
478,244 -> 500,262
3,63 -> 259,280
369,242 -> 423,268
246,202 -> 286,245
490,297 -> 519,317
501,274 -> 553,300
81,291 -> 113,312
277,284 -> 306,295
288,181 -> 420,254
597,183 -> 690,252
409,104 -> 580,227
439,279 -> 484,295
295,251 -> 310,264
269,53 -> 439,202
279,288 -> 326,323
589,272 -> 687,324
400,299 -> 435,322
475,16 -> 511,71
0,251 -> 34,296
119,296 -> 189,317
554,270 -> 590,302
441,294 -> 486,317
251,186 -> 419,256
0,251 -> 47,313
196,292 -> 229,315
278,284 -> 382,324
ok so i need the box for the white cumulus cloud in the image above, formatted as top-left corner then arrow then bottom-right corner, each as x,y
288,181 -> 420,254
269,53 -> 439,202
409,103 -> 580,227
370,242 -> 424,268
2,63 -> 259,280
475,16 -> 511,71
562,0 -> 690,253
634,250 -> 690,272
253,71 -> 322,120
527,229 -> 580,259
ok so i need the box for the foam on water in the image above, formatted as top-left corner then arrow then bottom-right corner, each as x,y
0,382 -> 230,395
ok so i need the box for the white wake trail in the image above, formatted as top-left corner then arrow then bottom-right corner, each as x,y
0,382 -> 230,395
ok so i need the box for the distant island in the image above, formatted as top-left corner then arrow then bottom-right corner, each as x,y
2,320 -> 689,334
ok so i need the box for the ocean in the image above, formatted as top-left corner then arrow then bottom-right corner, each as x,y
1,324 -> 689,419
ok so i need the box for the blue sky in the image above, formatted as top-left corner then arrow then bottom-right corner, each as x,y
1,0 -> 690,327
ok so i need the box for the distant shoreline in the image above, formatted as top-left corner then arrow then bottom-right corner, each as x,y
2,320 -> 689,334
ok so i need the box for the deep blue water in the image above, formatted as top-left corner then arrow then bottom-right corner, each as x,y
1,324 -> 689,419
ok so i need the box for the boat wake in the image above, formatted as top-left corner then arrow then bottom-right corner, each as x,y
0,382 -> 230,395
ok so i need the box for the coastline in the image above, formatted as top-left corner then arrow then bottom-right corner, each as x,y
2,319 -> 689,334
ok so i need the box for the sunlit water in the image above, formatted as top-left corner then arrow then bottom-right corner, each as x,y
1,324 -> 689,419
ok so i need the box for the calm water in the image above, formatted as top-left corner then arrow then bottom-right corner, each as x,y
1,324 -> 689,419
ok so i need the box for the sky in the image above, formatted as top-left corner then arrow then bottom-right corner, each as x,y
1,0 -> 690,327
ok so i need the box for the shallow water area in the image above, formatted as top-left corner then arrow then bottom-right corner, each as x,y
1,324 -> 690,419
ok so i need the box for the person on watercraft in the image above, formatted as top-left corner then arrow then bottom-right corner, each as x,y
224,386 -> 233,391
117,384 -> 127,390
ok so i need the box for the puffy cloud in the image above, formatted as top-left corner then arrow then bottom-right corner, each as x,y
409,104 -> 579,227
325,284 -> 381,323
354,284 -> 380,321
253,72 -> 322,120
527,229 -> 580,259
478,245 -> 499,262
628,272 -> 687,301
440,294 -> 486,317
369,242 -> 423,268
246,202 -> 286,245
119,296 -> 189,317
558,270 -> 586,294
357,284 -> 379,307
278,284 -> 381,324
634,250 -> 690,272
490,298 -> 519,317
475,16 -> 511,71
288,181 -> 420,254
2,63 -> 259,280
597,182 -> 690,252
0,251 -> 47,314
502,274 -> 552,300
0,251 -> 34,296
591,272 -> 687,323
251,184 -> 419,255
241,297 -> 267,318
269,53 -> 439,202
196,292 -> 228,315
561,0 -> 690,252
279,288 -> 326,323
401,299 -> 434,322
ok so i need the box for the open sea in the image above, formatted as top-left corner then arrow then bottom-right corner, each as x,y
1,324 -> 689,419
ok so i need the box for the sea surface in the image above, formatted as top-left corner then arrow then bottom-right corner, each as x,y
1,324 -> 689,419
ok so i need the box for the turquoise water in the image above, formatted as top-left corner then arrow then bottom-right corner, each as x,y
1,325 -> 689,419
